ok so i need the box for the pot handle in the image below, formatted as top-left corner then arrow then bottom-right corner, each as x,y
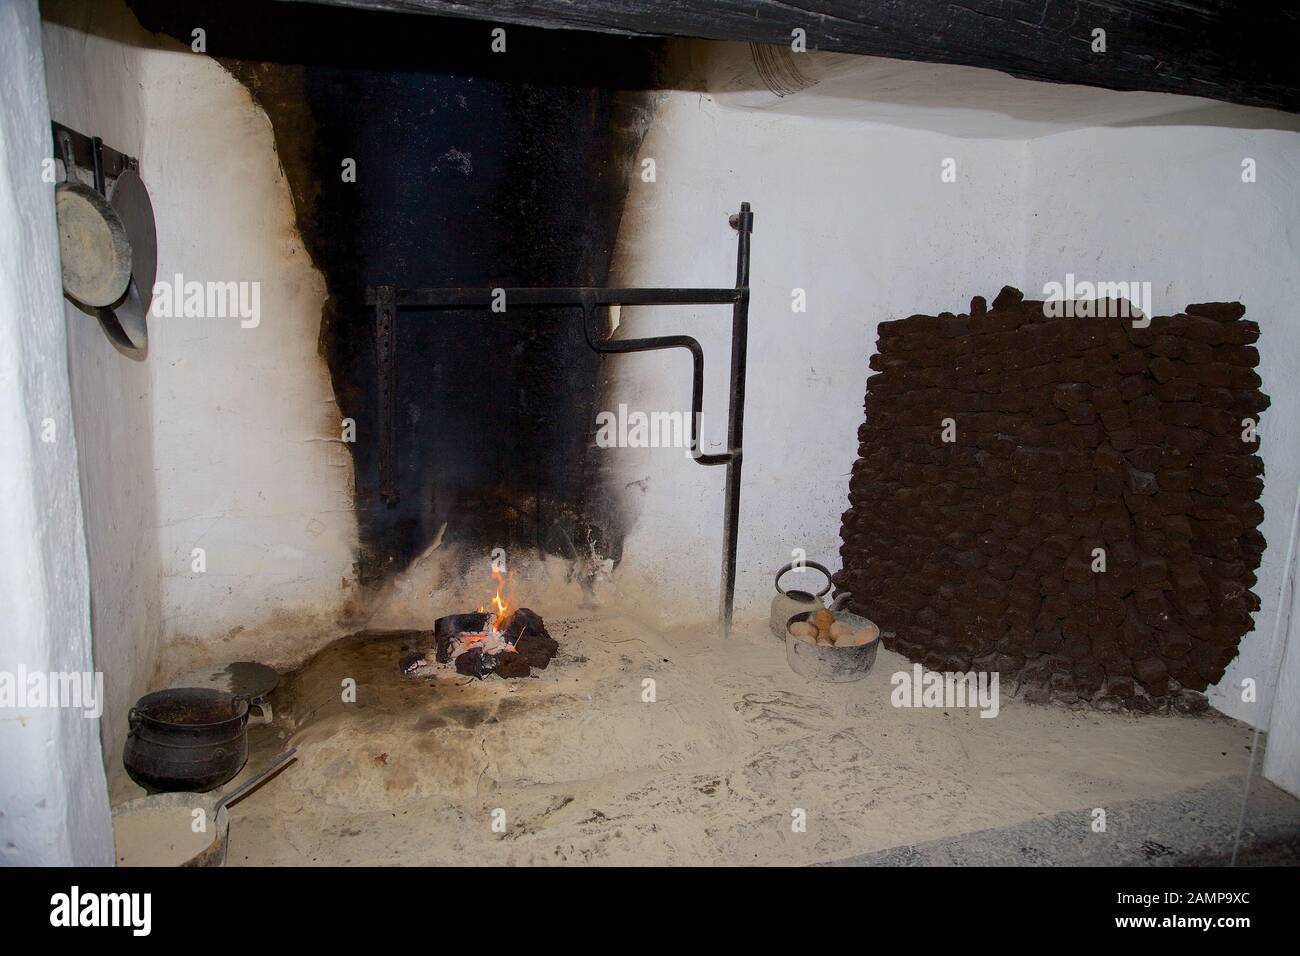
234,692 -> 273,726
127,707 -> 142,733
213,747 -> 298,814
775,560 -> 832,597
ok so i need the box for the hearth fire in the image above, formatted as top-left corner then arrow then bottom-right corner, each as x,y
400,574 -> 559,681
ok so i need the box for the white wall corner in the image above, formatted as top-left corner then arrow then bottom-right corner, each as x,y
0,0 -> 113,865
1262,490 -> 1300,798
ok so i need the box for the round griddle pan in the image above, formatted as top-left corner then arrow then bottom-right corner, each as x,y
95,166 -> 156,358
55,132 -> 132,309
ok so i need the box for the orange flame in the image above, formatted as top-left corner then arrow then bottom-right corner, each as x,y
489,567 -> 509,631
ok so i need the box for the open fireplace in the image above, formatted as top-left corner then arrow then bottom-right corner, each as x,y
3,0 -> 1300,886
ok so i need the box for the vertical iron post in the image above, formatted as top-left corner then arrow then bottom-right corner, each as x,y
720,202 -> 753,637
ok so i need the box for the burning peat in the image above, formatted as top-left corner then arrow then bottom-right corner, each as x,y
399,571 -> 559,679
400,606 -> 559,681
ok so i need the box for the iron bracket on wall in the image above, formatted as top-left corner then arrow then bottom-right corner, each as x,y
50,121 -> 136,194
364,202 -> 753,635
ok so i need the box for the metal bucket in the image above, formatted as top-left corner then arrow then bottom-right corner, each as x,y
111,791 -> 229,867
111,748 -> 297,867
784,601 -> 879,682
769,560 -> 831,640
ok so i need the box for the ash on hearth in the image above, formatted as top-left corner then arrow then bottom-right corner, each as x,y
401,608 -> 559,681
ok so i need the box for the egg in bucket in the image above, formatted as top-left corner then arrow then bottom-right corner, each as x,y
785,593 -> 880,682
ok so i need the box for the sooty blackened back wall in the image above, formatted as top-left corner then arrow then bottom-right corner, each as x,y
131,0 -> 661,583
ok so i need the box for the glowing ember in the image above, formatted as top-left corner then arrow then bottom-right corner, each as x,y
448,628 -> 514,660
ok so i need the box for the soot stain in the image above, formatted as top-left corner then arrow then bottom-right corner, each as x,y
128,0 -> 663,584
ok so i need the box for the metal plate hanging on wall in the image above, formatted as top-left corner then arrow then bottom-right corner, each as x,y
97,167 -> 157,355
55,176 -> 132,308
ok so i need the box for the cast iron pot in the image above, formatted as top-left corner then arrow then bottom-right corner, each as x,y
123,688 -> 250,793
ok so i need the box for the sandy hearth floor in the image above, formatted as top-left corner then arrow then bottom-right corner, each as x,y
152,612 -> 1266,866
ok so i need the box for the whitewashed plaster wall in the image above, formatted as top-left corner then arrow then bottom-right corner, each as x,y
138,39 -> 360,674
1021,123 -> 1300,741
40,0 -> 360,754
607,46 -> 1300,783
1263,508 -> 1300,798
605,95 -> 1026,626
0,0 -> 113,865
41,0 -> 163,778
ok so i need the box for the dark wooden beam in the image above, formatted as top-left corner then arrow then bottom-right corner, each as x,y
290,0 -> 1300,113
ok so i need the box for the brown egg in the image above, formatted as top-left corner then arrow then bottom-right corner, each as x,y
789,621 -> 817,641
813,608 -> 836,634
855,622 -> 880,644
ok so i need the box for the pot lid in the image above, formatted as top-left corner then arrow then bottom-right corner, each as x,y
166,661 -> 279,701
